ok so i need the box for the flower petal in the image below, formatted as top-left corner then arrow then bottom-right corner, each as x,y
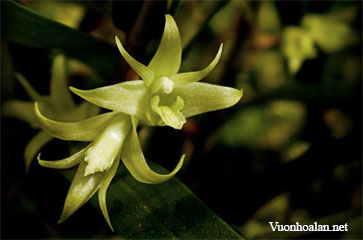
98,154 -> 121,232
50,55 -> 75,109
84,114 -> 130,176
115,36 -> 153,85
37,146 -> 86,169
15,73 -> 41,101
2,100 -> 39,128
58,160 -> 104,223
34,102 -> 116,141
148,14 -> 182,77
69,81 -> 148,122
121,117 -> 185,184
170,43 -> 223,84
172,82 -> 243,118
25,131 -> 52,173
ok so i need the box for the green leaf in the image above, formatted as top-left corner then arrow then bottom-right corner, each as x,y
62,160 -> 243,239
1,1 -> 118,77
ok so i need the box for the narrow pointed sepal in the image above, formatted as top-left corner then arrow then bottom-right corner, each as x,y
115,36 -> 153,85
25,131 -> 52,173
172,82 -> 243,118
69,81 -> 148,123
170,43 -> 223,84
148,14 -> 182,77
98,154 -> 121,232
15,73 -> 41,101
58,161 -> 104,223
37,146 -> 87,169
34,102 -> 116,141
2,100 -> 39,128
121,117 -> 184,184
50,55 -> 75,109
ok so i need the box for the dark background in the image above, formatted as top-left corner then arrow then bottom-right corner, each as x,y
1,1 -> 362,239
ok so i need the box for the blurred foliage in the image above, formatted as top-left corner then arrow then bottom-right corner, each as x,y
1,0 -> 362,239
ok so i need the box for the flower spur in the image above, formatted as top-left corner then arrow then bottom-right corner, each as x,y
70,14 -> 243,130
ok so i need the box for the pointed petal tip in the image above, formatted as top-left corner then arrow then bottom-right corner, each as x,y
115,36 -> 122,49
36,152 -> 42,163
69,86 -> 80,95
218,43 -> 223,53
177,154 -> 185,169
165,14 -> 172,20
37,153 -> 49,168
15,73 -> 41,101
237,88 -> 244,101
100,201 -> 115,232
115,35 -> 153,84
170,43 -> 223,84
57,212 -> 68,224
105,216 -> 114,231
69,86 -> 87,101
229,88 -> 243,107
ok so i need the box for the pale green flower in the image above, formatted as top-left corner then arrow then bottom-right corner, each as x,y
32,14 -> 242,231
34,104 -> 184,231
2,55 -> 99,172
70,14 -> 243,130
281,26 -> 317,74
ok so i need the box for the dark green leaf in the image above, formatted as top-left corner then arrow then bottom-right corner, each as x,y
1,1 -> 118,77
63,161 -> 242,239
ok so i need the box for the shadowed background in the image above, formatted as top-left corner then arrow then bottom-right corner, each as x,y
1,1 -> 362,239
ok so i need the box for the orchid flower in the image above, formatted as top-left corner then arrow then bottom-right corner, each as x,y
32,14 -> 242,231
34,105 -> 184,231
70,14 -> 243,130
2,55 -> 99,172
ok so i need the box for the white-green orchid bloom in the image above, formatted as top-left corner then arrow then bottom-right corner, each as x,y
70,14 -> 243,130
34,104 -> 184,231
2,55 -> 99,172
